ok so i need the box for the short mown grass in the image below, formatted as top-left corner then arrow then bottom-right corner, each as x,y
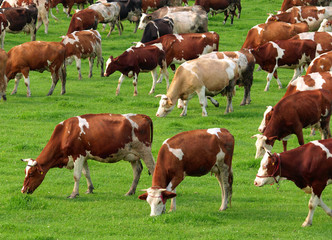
1,0 -> 332,239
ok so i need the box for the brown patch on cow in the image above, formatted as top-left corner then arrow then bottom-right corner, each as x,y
301,6 -> 320,20
303,76 -> 317,87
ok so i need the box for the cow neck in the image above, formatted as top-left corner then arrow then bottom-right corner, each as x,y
35,143 -> 66,172
151,165 -> 169,189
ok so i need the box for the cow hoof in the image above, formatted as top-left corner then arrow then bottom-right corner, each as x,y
301,222 -> 312,227
67,193 -> 79,199
125,191 -> 135,196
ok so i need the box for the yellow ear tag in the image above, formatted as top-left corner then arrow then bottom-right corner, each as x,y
272,163 -> 275,166
41,172 -> 43,175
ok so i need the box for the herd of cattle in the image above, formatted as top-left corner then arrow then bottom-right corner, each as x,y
2,0 -> 332,228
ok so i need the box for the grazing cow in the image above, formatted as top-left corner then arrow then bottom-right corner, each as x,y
280,0 -> 331,12
241,22 -> 309,50
252,90 -> 332,158
21,113 -> 156,198
139,128 -> 234,216
141,0 -> 168,13
104,44 -> 169,96
61,30 -> 104,80
155,58 -> 239,117
0,5 -> 38,49
6,41 -> 66,97
250,39 -> 317,91
67,9 -> 100,34
0,49 -> 8,101
138,5 -> 208,33
290,32 -> 332,55
266,6 -> 332,31
88,2 -> 121,37
318,18 -> 332,31
307,51 -> 332,74
1,0 -> 50,34
254,140 -> 332,227
140,17 -> 174,43
199,49 -> 255,106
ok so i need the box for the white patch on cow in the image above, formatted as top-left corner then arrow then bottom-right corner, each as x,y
327,179 -> 332,185
224,59 -> 237,80
76,17 -> 82,21
47,60 -> 52,67
207,128 -> 221,138
152,43 -> 163,51
181,61 -> 199,79
291,72 -> 325,90
66,156 -> 75,169
146,187 -> 166,216
302,186 -> 313,194
126,47 -> 134,52
270,41 -> 285,59
311,140 -> 332,158
76,116 -> 89,135
202,34 -> 206,38
216,148 -> 225,162
24,159 -> 37,177
123,113 -> 138,129
253,24 -> 263,35
322,108 -> 329,117
163,139 -> 184,160
174,34 -> 184,42
59,121 -> 64,125
105,57 -> 112,73
258,106 -> 273,133
298,32 -> 315,41
200,45 -> 214,55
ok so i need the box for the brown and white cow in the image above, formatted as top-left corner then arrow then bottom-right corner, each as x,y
138,5 -> 208,33
241,22 -> 309,50
252,89 -> 332,158
21,113 -> 156,198
6,41 -> 66,97
0,4 -> 38,49
280,0 -> 331,12
290,32 -> 332,55
199,50 -> 255,106
254,140 -> 332,227
155,58 -> 239,117
104,43 -> 169,96
250,39 -> 317,91
1,0 -> 50,34
306,51 -> 332,74
318,18 -> 332,31
67,9 -> 100,34
61,30 -> 104,80
138,128 -> 234,216
0,48 -> 8,101
50,0 -> 93,18
266,6 -> 332,31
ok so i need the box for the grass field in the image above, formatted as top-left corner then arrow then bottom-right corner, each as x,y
1,0 -> 332,239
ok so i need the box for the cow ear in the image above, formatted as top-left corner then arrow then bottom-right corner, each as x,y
162,190 -> 176,200
138,192 -> 148,201
167,99 -> 173,106
110,56 -> 114,60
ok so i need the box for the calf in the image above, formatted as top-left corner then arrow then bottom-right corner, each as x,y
252,89 -> 332,158
0,4 -> 38,49
199,50 -> 255,106
140,17 -> 174,43
155,58 -> 239,117
0,49 -> 8,101
104,44 -> 169,96
21,113 -> 156,198
139,128 -> 234,216
254,140 -> 332,227
266,6 -> 332,31
280,0 -> 331,12
241,22 -> 309,50
61,30 -> 104,80
307,51 -> 332,74
67,9 -> 100,34
6,41 -> 66,97
250,39 -> 317,91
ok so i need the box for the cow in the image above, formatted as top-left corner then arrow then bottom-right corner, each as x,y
104,44 -> 169,96
138,5 -> 208,34
0,4 -> 38,49
290,32 -> 332,55
141,0 -> 168,13
318,18 -> 332,31
155,58 -> 239,117
280,0 -> 331,12
6,41 -> 66,97
307,51 -> 332,74
199,49 -> 255,106
88,2 -> 121,37
266,6 -> 332,31
67,9 -> 100,34
0,49 -> 8,101
241,22 -> 309,50
138,128 -> 234,216
254,140 -> 332,227
140,17 -> 174,43
50,0 -> 93,18
21,113 -> 156,198
1,0 -> 50,34
194,0 -> 241,25
250,39 -> 317,91
252,89 -> 332,158
61,30 -> 104,80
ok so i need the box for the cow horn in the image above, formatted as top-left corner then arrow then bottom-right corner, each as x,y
155,94 -> 163,98
140,189 -> 148,192
251,134 -> 261,139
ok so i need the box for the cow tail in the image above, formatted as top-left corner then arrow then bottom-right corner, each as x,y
149,116 -> 153,145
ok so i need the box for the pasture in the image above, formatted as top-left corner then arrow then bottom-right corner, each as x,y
0,0 -> 331,239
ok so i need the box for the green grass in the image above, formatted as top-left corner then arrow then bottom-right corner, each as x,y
1,0 -> 332,239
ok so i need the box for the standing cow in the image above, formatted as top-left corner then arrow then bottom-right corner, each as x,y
140,17 -> 174,43
0,48 -> 7,101
254,140 -> 332,227
139,128 -> 234,216
21,113 -> 156,198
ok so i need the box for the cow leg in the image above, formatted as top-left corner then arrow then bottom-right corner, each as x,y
207,96 -> 219,107
11,73 -> 23,95
50,8 -> 59,21
98,55 -> 104,78
180,100 -> 188,117
60,65 -> 67,95
168,187 -> 176,212
265,69 -> 282,91
318,197 -> 332,218
68,156 -> 86,199
23,75 -> 32,97
197,87 -> 208,116
133,73 -> 138,96
282,140 -> 288,152
319,116 -> 331,139
88,57 -> 94,78
0,31 -> 5,49
162,60 -> 169,89
225,84 -> 235,114
149,68 -> 158,95
288,68 -> 302,86
240,85 -> 252,106
75,56 -> 82,80
82,160 -> 94,194
125,160 -> 143,196
302,193 -> 320,227
133,21 -> 139,34
116,74 -> 126,96
140,148 -> 155,175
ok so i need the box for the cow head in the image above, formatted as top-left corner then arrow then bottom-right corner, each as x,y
258,106 -> 273,133
155,94 -> 175,117
21,159 -> 46,194
138,13 -> 152,30
318,19 -> 332,32
104,56 -> 115,77
254,151 -> 281,187
251,134 -> 274,158
138,187 -> 176,216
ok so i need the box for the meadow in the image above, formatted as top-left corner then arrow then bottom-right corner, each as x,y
1,0 -> 332,239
